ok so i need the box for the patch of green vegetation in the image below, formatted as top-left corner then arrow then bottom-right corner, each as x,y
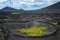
18,27 -> 47,36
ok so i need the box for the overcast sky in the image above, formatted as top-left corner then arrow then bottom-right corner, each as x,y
0,0 -> 60,10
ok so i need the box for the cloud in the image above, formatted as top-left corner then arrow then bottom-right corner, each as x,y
0,3 -> 7,9
0,0 -> 7,3
0,0 -> 8,9
0,0 -> 60,10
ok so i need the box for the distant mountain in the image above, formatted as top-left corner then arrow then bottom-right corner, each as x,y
24,2 -> 60,13
39,2 -> 60,13
0,2 -> 60,13
0,7 -> 24,12
44,2 -> 60,9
